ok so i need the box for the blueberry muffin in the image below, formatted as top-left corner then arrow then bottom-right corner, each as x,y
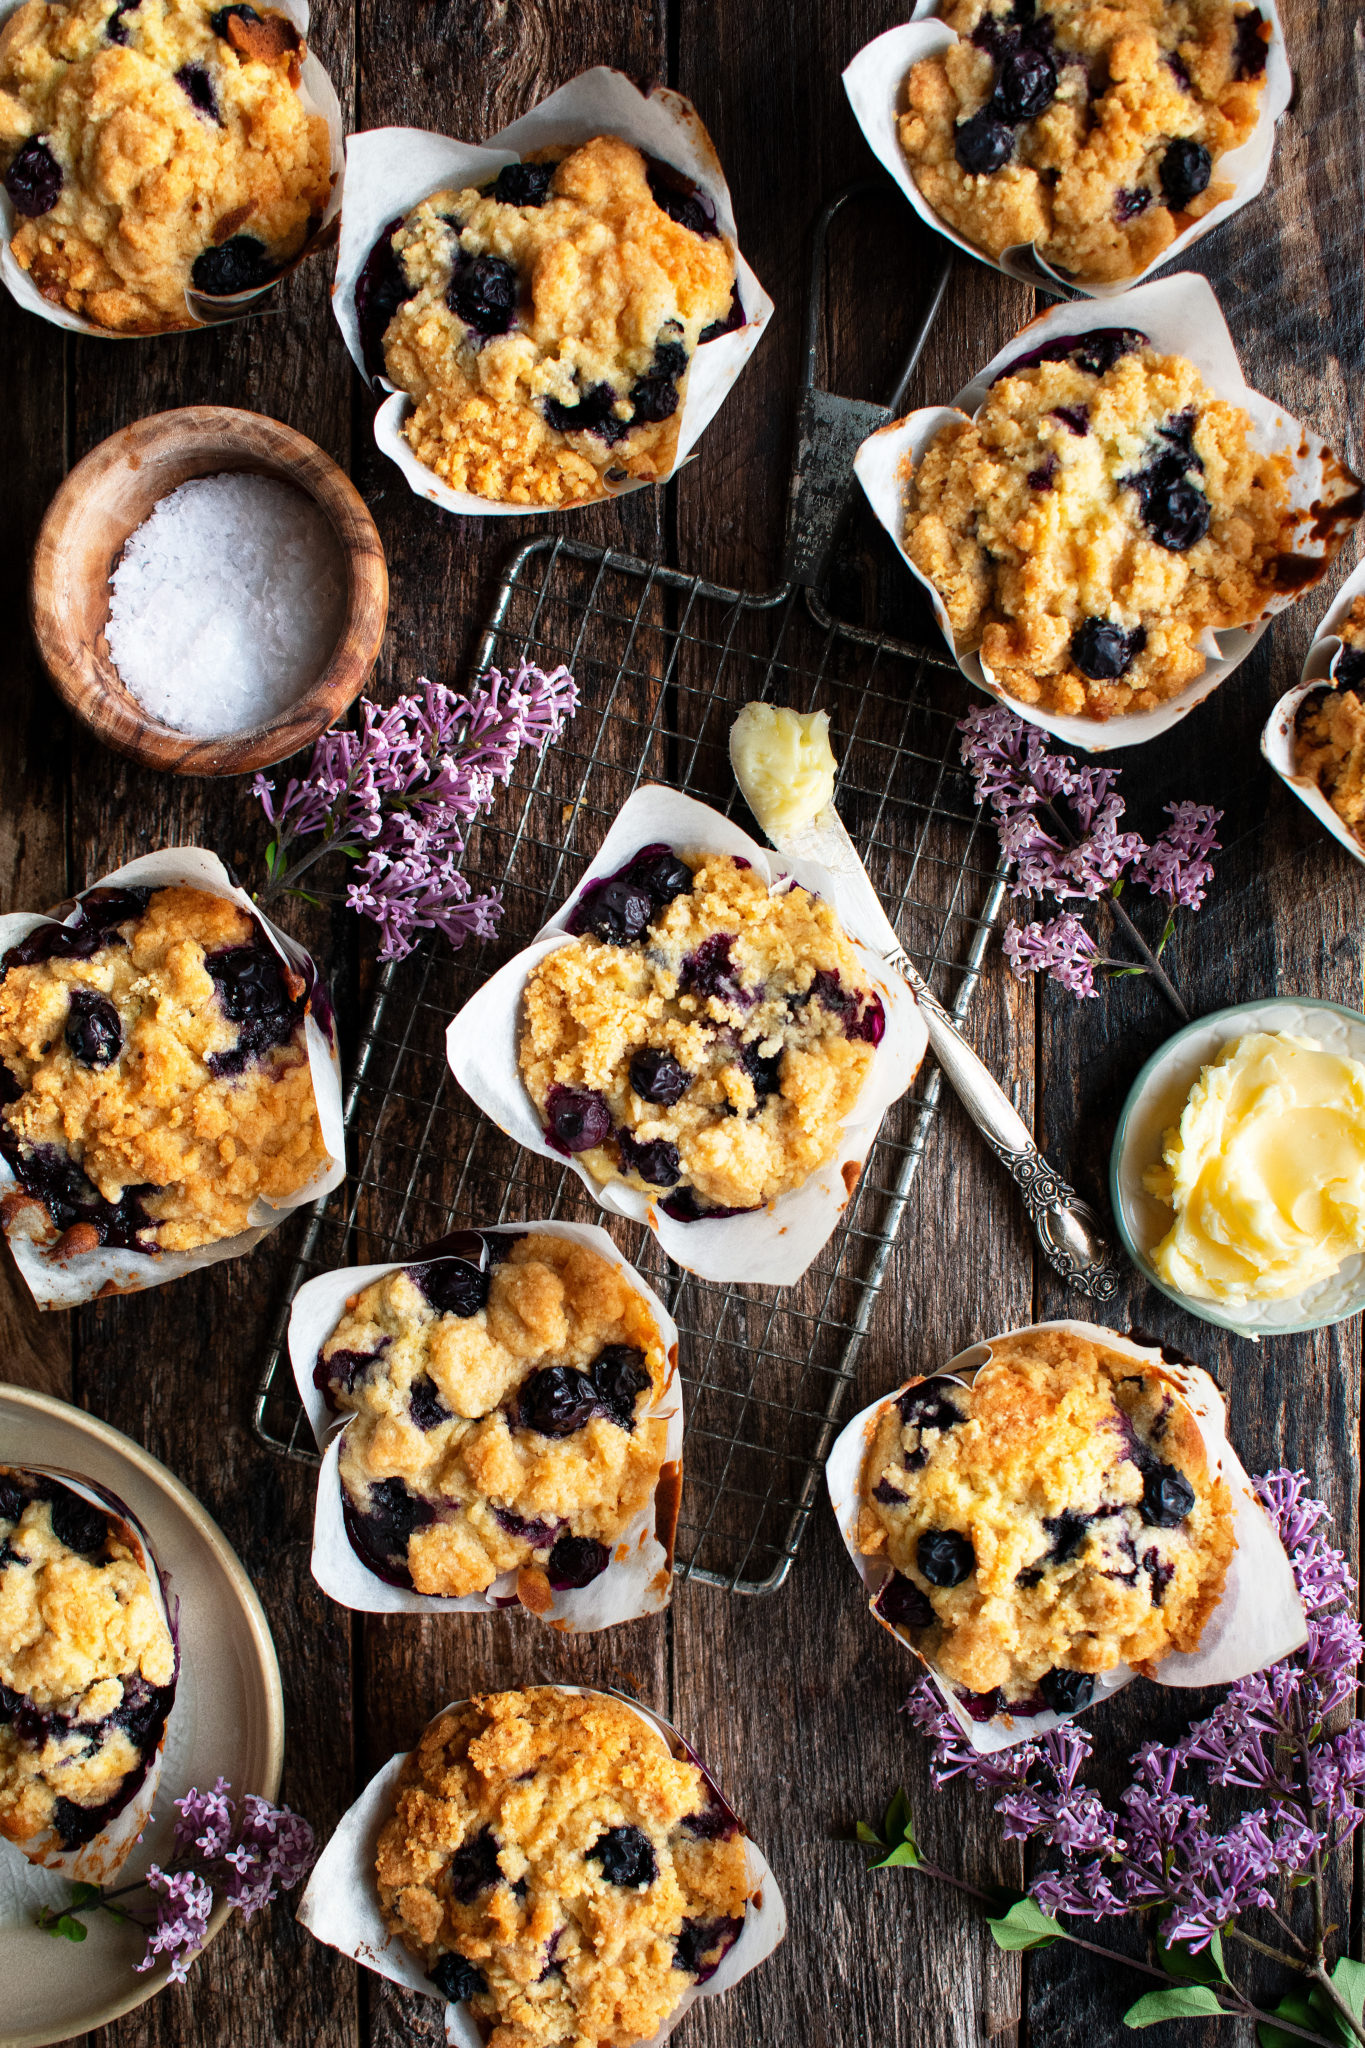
0,0 -> 332,333
517,847 -> 885,1220
0,1468 -> 177,1862
358,134 -> 739,508
899,0 -> 1272,284
857,1328 -> 1235,1717
0,883 -> 329,1260
1295,599 -> 1365,841
375,1688 -> 751,2047
905,328 -> 1299,718
318,1230 -> 672,1606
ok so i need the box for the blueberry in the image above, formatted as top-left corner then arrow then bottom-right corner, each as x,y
547,1534 -> 610,1589
1159,139 -> 1212,210
429,1953 -> 487,2002
3,140 -> 62,218
1129,458 -> 1211,552
874,1570 -> 935,1630
0,1476 -> 25,1525
954,108 -> 1016,176
625,847 -> 693,906
175,63 -> 220,121
699,285 -> 745,345
1140,1463 -> 1195,1528
1114,186 -> 1152,222
680,934 -> 748,1006
628,370 -> 681,426
592,1344 -> 651,1428
65,989 -> 122,1069
209,2 -> 257,33
958,1687 -> 1002,1722
491,161 -> 555,207
447,253 -> 519,336
590,1824 -> 657,1887
354,214 -> 414,377
629,1047 -> 690,1105
543,381 -> 628,442
659,1186 -> 761,1223
0,1062 -> 21,1105
1041,1510 -> 1090,1564
106,0 -> 141,41
1166,50 -> 1192,90
358,1477 -> 434,1564
673,1915 -> 743,1982
617,1130 -> 682,1187
848,993 -> 885,1047
896,1378 -> 964,1451
646,167 -> 717,238
1028,453 -> 1058,491
576,877 -> 656,945
0,1132 -> 154,1250
518,1366 -> 600,1438
1039,1668 -> 1094,1715
317,1344 -> 387,1397
1070,617 -> 1147,680
802,969 -> 850,1021
742,1040 -> 784,1100
449,1826 -> 503,1903
916,1529 -> 975,1587
1234,7 -> 1268,79
407,1374 -> 450,1432
45,1486 -> 109,1558
872,1478 -> 907,1505
544,1084 -> 612,1155
191,235 -> 272,296
408,1255 -> 489,1318
204,935 -> 304,1074
993,42 -> 1056,120
1051,404 -> 1089,436
1143,1547 -> 1175,1602
493,1506 -> 562,1547
1338,647 -> 1365,689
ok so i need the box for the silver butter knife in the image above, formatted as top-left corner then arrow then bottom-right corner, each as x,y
730,747 -> 1119,1301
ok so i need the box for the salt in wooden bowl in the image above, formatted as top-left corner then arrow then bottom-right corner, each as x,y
29,405 -> 389,777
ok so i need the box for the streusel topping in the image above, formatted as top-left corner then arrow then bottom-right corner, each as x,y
905,331 -> 1295,717
899,0 -> 1271,284
1295,598 -> 1365,841
858,1328 -> 1235,1712
375,135 -> 736,507
0,0 -> 331,333
375,1688 -> 750,2048
322,1231 -> 670,1605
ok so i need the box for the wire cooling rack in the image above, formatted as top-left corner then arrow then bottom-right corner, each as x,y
252,193 -> 1011,1595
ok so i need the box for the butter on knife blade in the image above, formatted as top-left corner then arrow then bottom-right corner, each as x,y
729,703 -> 837,839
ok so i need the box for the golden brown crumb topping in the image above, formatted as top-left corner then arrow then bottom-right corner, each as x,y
1295,600 -> 1365,841
375,1689 -> 751,2048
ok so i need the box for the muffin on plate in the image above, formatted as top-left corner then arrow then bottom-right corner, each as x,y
904,327 -> 1296,718
857,1325 -> 1235,1717
375,1688 -> 751,2047
899,0 -> 1272,284
0,882 -> 328,1258
0,0 -> 332,333
517,845 -> 885,1220
1294,600 -> 1365,842
316,1230 -> 671,1605
358,134 -> 738,507
0,1466 -> 177,1866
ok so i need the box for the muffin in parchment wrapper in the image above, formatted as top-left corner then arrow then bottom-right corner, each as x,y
296,1685 -> 786,2048
854,272 -> 1361,755
0,846 -> 345,1309
289,1220 -> 684,1631
1263,557 -> 1365,870
825,1321 -> 1305,1754
443,786 -> 929,1288
1,1465 -> 179,1883
330,66 -> 773,517
0,0 -> 344,337
842,1 -> 1291,300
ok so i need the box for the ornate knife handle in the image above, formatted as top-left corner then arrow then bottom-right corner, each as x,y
897,962 -> 1122,1303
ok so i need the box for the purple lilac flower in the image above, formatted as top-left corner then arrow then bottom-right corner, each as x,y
253,660 -> 578,963
1001,915 -> 1101,997
1133,801 -> 1221,910
132,1784 -> 316,1983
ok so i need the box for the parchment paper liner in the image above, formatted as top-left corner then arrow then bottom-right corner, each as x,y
0,846 -> 345,1309
4,1465 -> 178,1882
0,0 -> 344,337
826,1320 -> 1306,1754
1111,997 -> 1365,1337
289,1220 -> 683,1629
1262,557 -> 1365,870
444,786 -> 929,1287
331,68 -> 774,517
297,1685 -> 786,2048
854,271 -> 1363,755
842,1 -> 1291,300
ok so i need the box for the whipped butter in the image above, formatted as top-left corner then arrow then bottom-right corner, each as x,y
1144,1030 -> 1365,1305
729,703 -> 837,838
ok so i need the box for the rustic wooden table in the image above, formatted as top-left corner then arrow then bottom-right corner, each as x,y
3,1 -> 1362,2043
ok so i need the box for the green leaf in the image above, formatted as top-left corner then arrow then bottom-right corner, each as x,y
987,1897 -> 1063,1952
38,1911 -> 88,1943
1110,878 -> 1125,900
882,1789 -> 911,1844
1329,1958 -> 1365,2027
1124,1986 -> 1225,2027
1258,1988 -> 1319,2048
1307,1963 -> 1365,2048
872,1839 -> 923,1870
264,841 -> 279,877
1158,1933 -> 1229,1986
1106,965 -> 1149,981
854,1821 -> 885,1848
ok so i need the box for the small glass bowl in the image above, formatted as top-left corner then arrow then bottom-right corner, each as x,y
1109,996 -> 1365,1338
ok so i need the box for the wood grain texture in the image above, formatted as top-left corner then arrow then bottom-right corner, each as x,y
1,0 -> 1359,2044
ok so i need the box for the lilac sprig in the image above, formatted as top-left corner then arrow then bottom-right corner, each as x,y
253,660 -> 579,962
859,1472 -> 1365,2046
959,706 -> 1222,1014
36,1782 -> 315,1985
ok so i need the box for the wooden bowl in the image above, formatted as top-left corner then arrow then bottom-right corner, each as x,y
29,406 -> 389,776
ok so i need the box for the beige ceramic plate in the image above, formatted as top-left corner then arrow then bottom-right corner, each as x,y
0,1386 -> 284,2048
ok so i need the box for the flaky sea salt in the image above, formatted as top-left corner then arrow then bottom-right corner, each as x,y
106,473 -> 348,737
